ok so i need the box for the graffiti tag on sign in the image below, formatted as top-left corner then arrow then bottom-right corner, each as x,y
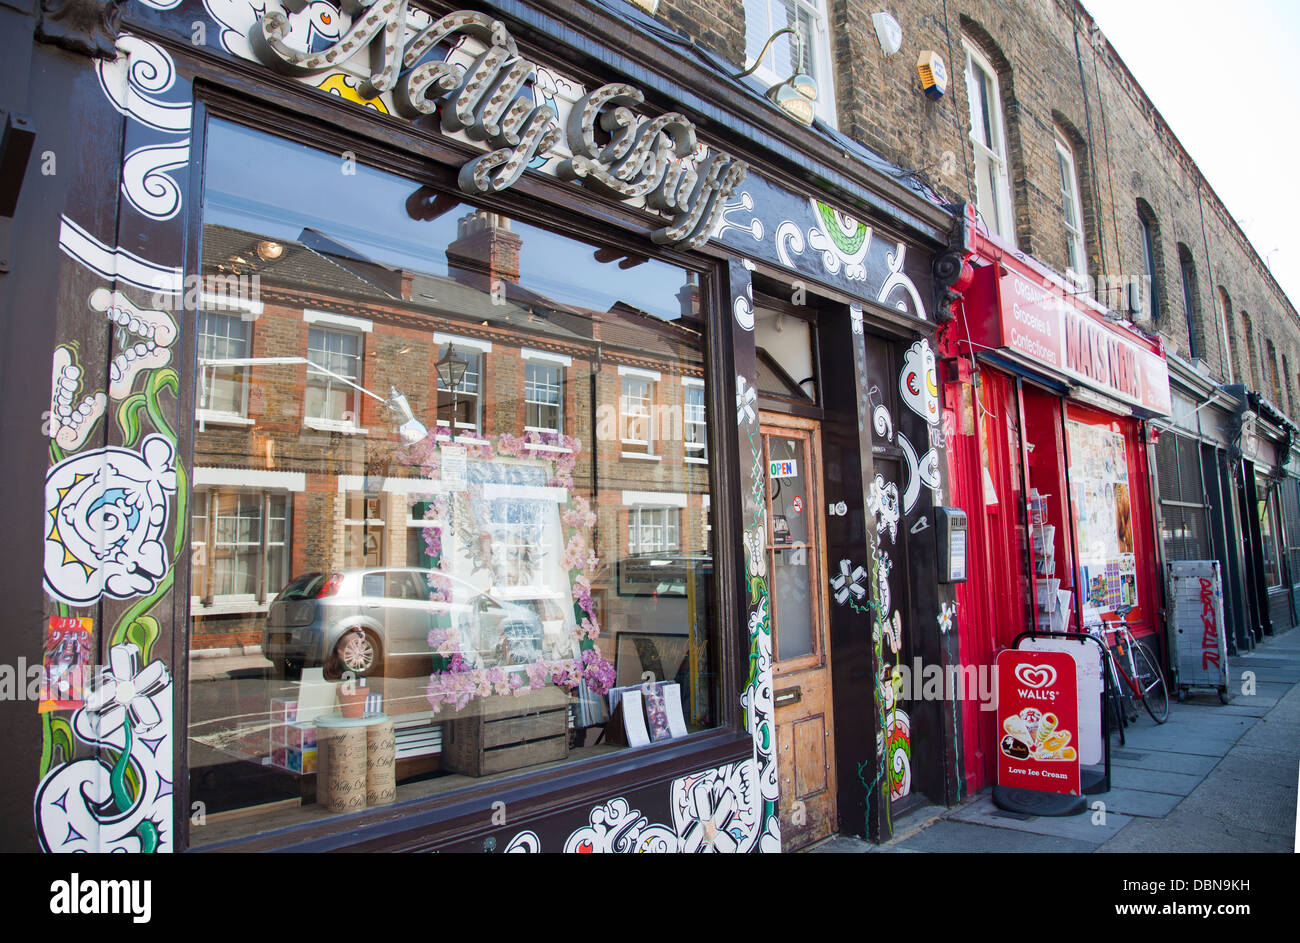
1199,577 -> 1220,671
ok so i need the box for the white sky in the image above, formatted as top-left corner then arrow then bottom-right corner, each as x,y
1082,0 -> 1300,311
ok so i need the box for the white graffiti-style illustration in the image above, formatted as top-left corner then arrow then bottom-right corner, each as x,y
830,558 -> 869,606
938,601 -> 956,634
504,830 -> 540,853
561,797 -> 678,853
43,435 -> 177,606
850,304 -> 864,335
58,216 -> 183,297
736,374 -> 757,425
866,473 -> 901,542
673,761 -> 761,852
96,35 -> 193,134
121,142 -> 190,221
869,385 -> 893,443
50,346 -> 106,452
900,338 -> 940,425
898,431 -> 941,515
733,259 -> 756,330
806,200 -> 872,280
877,242 -> 927,320
204,0 -> 357,62
35,644 -> 173,852
89,289 -> 178,398
712,191 -> 764,242
774,219 -> 805,269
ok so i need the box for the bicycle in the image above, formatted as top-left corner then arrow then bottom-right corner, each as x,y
1091,607 -> 1169,729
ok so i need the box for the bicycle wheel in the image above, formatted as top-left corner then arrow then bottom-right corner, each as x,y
1132,641 -> 1169,724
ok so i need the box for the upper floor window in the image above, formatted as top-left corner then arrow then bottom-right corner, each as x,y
1218,287 -> 1235,383
198,310 -> 250,420
1178,244 -> 1201,360
963,41 -> 1014,242
1137,202 -> 1163,325
1055,133 -> 1087,285
436,342 -> 482,435
524,361 -> 563,433
743,0 -> 837,126
628,506 -> 679,555
683,379 -> 707,463
306,324 -> 362,428
620,368 -> 659,457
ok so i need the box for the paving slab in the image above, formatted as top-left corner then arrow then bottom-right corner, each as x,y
1098,810 -> 1293,853
892,819 -> 1100,854
1104,766 -> 1204,795
1088,787 -> 1183,819
1108,750 -> 1220,777
946,794 -> 1130,844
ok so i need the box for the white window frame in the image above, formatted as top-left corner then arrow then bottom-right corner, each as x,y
743,0 -> 838,127
191,488 -> 290,612
963,41 -> 1015,244
436,343 -> 483,436
683,378 -> 708,464
1055,133 -> 1087,287
628,506 -> 680,555
1218,292 -> 1235,383
524,361 -> 563,434
305,325 -> 364,431
621,375 -> 655,457
196,309 -> 252,425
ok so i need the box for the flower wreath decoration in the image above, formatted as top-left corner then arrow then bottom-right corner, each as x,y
400,429 -> 615,713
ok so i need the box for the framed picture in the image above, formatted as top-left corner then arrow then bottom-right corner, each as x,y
614,631 -> 689,688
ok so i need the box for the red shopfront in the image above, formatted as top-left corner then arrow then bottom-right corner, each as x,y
941,234 -> 1172,794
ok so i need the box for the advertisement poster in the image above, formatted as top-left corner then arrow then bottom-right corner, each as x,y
1066,420 -> 1137,622
995,649 -> 1081,795
39,616 -> 92,713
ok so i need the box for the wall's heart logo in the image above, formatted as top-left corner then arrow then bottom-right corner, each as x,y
1014,664 -> 1057,689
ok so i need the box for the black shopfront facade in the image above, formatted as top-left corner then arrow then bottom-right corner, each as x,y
2,0 -> 963,852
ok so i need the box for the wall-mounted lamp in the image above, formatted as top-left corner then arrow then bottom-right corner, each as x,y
734,27 -> 819,126
916,50 -> 948,100
872,12 -> 903,57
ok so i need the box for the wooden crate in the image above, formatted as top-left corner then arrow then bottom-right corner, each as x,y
442,688 -> 569,777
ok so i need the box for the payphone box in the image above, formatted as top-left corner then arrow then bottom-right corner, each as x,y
935,507 -> 968,583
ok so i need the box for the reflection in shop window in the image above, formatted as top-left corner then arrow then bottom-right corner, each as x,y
189,117 -> 718,845
306,326 -> 362,427
629,506 -> 680,554
191,490 -> 289,605
436,344 -> 482,435
684,379 -> 707,462
621,375 -> 654,454
197,311 -> 250,419
524,361 -> 562,433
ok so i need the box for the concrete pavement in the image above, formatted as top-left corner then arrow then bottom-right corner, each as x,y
812,624 -> 1300,853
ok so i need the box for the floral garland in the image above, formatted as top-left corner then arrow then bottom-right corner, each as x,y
399,428 -> 614,714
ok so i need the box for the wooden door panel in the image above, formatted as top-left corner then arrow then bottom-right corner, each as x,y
764,411 -> 836,852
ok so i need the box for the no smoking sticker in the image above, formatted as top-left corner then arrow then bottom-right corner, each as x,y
792,496 -> 803,514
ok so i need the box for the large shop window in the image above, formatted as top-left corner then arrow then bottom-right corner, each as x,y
1066,417 -> 1139,624
1258,478 -> 1283,588
188,118 -> 719,845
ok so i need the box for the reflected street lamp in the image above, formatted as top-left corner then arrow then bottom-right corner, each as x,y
436,344 -> 469,438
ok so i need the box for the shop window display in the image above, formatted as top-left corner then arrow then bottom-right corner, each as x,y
188,118 -> 717,843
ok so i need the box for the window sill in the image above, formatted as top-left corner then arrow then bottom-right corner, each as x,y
621,452 -> 662,462
684,456 -> 709,465
197,411 -> 254,427
304,418 -> 368,435
191,596 -> 271,616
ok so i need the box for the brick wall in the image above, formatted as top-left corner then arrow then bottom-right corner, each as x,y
661,0 -> 1297,405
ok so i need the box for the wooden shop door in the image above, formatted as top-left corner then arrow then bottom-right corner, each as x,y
762,412 -> 836,851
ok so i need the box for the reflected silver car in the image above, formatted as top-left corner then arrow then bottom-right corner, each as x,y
262,567 -> 547,679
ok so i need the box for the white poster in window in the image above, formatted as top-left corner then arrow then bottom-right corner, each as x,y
440,444 -> 467,489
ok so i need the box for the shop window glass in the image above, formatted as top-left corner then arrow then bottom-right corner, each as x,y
1065,419 -> 1138,624
1259,483 -> 1282,588
189,117 -> 718,844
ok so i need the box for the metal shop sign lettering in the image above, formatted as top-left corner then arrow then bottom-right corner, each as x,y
998,268 -> 1171,415
250,5 -> 746,249
995,649 -> 1081,796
